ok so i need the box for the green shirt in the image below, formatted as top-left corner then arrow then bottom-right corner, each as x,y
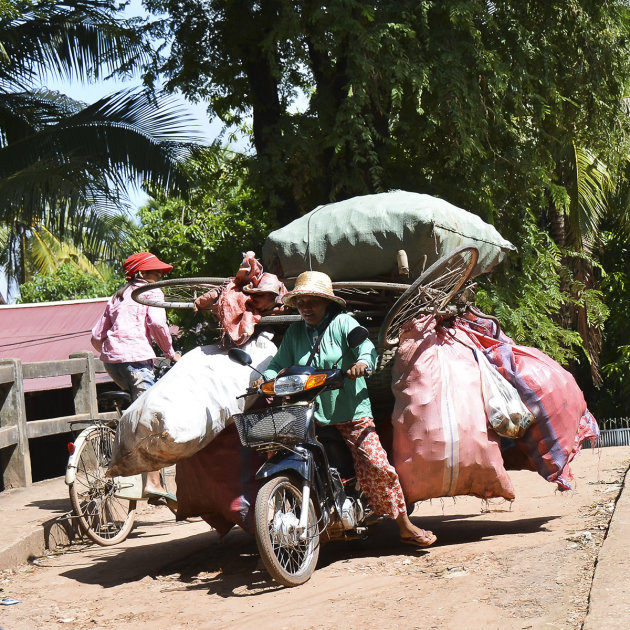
263,313 -> 377,425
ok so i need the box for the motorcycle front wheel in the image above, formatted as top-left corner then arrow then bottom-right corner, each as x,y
254,476 -> 320,587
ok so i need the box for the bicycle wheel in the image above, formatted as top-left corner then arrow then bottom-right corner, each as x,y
69,426 -> 137,546
131,277 -> 228,309
378,246 -> 479,348
255,476 -> 320,587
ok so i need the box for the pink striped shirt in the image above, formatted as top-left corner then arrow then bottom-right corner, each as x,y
91,281 -> 176,363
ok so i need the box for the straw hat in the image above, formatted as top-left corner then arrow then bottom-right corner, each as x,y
282,271 -> 346,308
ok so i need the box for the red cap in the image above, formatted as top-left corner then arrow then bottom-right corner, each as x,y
123,252 -> 173,281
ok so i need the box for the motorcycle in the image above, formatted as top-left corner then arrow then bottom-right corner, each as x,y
228,325 -> 376,587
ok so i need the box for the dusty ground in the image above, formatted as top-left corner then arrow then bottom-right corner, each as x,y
1,446 -> 628,630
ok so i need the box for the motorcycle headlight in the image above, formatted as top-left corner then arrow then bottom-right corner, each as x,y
273,374 -> 309,395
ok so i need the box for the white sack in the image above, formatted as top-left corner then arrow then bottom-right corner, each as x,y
107,332 -> 277,476
476,348 -> 534,439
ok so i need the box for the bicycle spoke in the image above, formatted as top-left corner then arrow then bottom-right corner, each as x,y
69,425 -> 136,545
378,246 -> 478,348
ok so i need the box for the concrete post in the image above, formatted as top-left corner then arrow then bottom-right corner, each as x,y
0,358 -> 32,488
69,352 -> 99,419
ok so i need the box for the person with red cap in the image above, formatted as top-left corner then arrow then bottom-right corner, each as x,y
91,252 -> 181,508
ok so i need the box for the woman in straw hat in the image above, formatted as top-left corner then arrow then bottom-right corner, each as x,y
259,270 -> 437,548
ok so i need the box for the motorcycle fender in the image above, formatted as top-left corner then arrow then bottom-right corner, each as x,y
256,451 -> 313,482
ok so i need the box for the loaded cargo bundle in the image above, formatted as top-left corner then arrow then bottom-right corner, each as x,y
262,190 -> 516,281
391,316 -> 516,503
107,332 -> 277,477
455,314 -> 600,490
175,423 -> 264,534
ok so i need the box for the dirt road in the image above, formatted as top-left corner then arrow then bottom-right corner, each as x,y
1,446 -> 628,630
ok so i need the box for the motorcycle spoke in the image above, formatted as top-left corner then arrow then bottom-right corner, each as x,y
266,487 -> 310,571
255,476 -> 320,586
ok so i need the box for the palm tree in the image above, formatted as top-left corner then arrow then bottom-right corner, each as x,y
0,0 -> 202,285
548,143 -> 613,386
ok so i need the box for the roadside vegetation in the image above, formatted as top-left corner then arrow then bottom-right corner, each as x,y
4,0 -> 630,418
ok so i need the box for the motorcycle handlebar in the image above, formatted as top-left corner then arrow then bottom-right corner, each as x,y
236,386 -> 259,399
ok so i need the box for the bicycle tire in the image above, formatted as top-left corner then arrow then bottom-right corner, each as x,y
331,281 -> 410,292
69,426 -> 137,546
378,246 -> 479,348
131,277 -> 228,309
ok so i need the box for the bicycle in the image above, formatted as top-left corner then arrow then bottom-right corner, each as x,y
65,365 -> 175,546
130,277 -> 410,325
377,245 -> 479,348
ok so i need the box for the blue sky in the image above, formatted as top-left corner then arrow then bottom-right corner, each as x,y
37,74 -> 229,208
2,1 -> 250,302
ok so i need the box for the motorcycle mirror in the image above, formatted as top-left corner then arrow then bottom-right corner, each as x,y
332,326 -> 370,370
228,348 -> 252,366
228,347 -> 269,382
347,326 -> 369,348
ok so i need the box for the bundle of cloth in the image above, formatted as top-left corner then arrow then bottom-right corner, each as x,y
193,250 -> 287,346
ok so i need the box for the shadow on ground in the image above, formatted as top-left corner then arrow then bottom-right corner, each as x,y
54,511 -> 559,594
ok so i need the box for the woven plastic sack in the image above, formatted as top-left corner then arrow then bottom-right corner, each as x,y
391,317 -> 515,503
107,332 -> 277,476
475,348 -> 535,438
456,315 -> 600,490
262,190 -> 515,281
175,423 -> 264,535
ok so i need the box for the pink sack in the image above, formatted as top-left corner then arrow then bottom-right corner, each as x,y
175,424 -> 264,535
456,315 -> 599,490
391,317 -> 515,503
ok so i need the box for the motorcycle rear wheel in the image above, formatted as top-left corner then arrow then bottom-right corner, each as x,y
254,476 -> 320,587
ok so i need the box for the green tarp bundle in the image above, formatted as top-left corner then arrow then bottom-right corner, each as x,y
262,191 -> 516,281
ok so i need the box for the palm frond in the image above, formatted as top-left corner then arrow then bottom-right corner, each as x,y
1,202 -> 134,284
0,0 -> 150,89
0,88 -> 84,145
28,224 -> 104,278
570,142 -> 612,250
0,89 -> 201,210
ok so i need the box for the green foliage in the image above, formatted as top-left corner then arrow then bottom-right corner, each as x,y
592,230 -> 630,416
17,262 -> 121,303
145,0 -> 630,228
130,147 -> 271,276
474,214 -> 608,365
129,146 -> 271,350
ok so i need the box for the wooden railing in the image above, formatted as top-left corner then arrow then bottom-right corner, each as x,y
0,351 -> 117,489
